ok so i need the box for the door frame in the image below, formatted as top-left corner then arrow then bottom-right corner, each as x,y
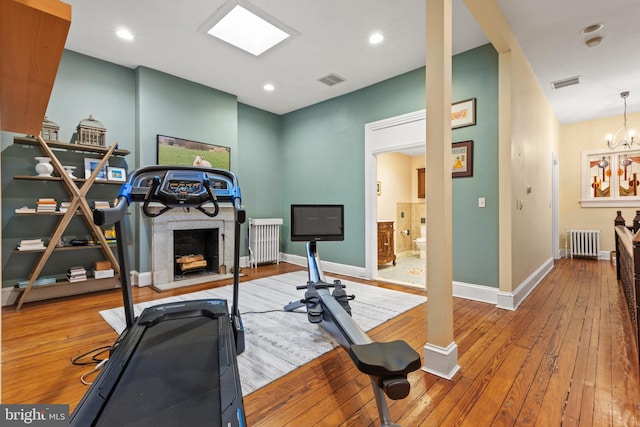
364,109 -> 426,279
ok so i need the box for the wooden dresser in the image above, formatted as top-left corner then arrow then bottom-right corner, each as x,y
377,221 -> 396,266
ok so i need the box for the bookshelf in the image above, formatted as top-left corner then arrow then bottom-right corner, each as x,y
11,136 -> 130,310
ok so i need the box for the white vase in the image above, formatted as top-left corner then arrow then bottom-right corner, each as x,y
63,165 -> 77,178
34,157 -> 54,177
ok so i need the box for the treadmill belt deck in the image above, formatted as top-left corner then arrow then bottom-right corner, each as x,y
96,316 -> 221,427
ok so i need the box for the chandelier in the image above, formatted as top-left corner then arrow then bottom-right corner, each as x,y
607,91 -> 636,148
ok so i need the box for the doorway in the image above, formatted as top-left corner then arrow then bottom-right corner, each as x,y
376,151 -> 426,288
364,109 -> 426,281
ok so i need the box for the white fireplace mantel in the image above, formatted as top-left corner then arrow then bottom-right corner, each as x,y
150,203 -> 235,290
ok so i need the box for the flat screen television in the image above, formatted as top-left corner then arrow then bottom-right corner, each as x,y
291,204 -> 344,242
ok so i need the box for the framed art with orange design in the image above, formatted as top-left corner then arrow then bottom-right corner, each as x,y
452,140 -> 473,178
451,98 -> 476,129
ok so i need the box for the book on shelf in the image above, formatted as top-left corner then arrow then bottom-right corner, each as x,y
67,266 -> 88,282
93,201 -> 111,210
15,206 -> 36,214
93,268 -> 114,279
16,277 -> 57,288
59,201 -> 74,213
17,239 -> 46,251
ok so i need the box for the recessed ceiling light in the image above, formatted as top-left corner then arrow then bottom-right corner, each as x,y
116,28 -> 134,41
580,23 -> 603,35
585,36 -> 603,48
369,32 -> 384,45
263,83 -> 275,91
205,3 -> 290,56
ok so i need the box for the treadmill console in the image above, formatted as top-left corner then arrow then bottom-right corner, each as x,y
158,170 -> 209,205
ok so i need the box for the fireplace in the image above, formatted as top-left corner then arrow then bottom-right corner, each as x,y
173,229 -> 219,277
149,204 -> 236,291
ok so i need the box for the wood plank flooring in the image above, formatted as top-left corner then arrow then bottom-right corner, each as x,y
2,258 -> 639,426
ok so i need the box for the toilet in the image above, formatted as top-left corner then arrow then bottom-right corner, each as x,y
415,225 -> 426,259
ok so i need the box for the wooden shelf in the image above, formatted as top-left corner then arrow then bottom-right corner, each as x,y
15,244 -> 116,254
13,136 -> 130,156
0,0 -> 72,135
15,276 -> 121,304
13,136 -> 126,310
14,175 -> 125,185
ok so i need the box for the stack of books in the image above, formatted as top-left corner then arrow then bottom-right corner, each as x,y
36,198 -> 57,213
93,201 -> 110,210
67,266 -> 88,283
17,239 -> 46,251
59,201 -> 72,213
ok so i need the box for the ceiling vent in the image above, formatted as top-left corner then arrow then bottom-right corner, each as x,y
551,76 -> 580,90
318,73 -> 345,86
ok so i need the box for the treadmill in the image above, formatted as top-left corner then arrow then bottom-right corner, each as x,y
70,166 -> 247,427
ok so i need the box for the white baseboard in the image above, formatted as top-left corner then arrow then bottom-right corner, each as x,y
422,341 -> 460,380
2,287 -> 18,306
453,281 -> 498,304
281,253 -> 367,279
560,248 -> 612,260
496,257 -> 554,311
281,253 -> 554,311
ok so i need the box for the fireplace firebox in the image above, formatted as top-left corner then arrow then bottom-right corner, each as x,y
173,228 -> 219,278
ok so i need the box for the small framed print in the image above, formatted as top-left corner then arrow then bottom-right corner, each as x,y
107,166 -> 127,182
452,140 -> 473,178
451,98 -> 476,129
84,158 -> 107,181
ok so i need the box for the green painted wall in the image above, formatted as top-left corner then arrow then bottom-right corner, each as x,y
280,44 -> 499,286
1,50 -> 136,286
134,67 -> 238,270
237,104 -> 281,217
451,44 -> 499,286
2,44 -> 499,288
279,67 -> 427,267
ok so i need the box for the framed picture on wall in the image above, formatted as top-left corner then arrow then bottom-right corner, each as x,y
156,135 -> 231,169
452,140 -> 473,178
451,98 -> 476,129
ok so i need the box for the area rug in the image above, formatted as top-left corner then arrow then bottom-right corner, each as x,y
99,271 -> 426,396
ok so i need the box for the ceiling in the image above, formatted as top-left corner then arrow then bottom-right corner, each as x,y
63,0 -> 640,125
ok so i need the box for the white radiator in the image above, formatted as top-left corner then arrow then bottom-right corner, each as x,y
569,230 -> 600,259
248,218 -> 283,268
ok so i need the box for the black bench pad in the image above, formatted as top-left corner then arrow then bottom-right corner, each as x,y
348,340 -> 421,378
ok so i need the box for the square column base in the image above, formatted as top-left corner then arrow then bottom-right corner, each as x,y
422,341 -> 460,380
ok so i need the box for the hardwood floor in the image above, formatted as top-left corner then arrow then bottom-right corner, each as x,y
2,258 -> 639,426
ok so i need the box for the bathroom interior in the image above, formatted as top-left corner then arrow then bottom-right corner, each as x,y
376,150 -> 426,288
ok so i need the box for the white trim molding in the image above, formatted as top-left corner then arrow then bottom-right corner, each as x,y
453,281 -> 498,304
281,253 -> 367,279
423,341 -> 460,380
496,257 -> 554,310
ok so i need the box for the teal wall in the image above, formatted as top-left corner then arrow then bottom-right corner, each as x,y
280,67 -> 428,267
451,44 -> 499,286
237,104 -> 281,218
280,44 -> 499,286
1,44 -> 499,288
134,67 -> 238,270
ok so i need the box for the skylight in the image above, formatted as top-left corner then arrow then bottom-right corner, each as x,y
206,4 -> 290,56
